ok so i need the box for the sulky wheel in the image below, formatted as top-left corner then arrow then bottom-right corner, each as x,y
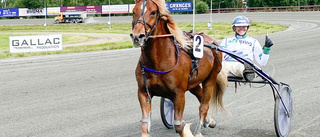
160,97 -> 174,129
274,84 -> 292,137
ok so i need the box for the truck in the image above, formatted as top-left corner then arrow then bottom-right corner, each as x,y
54,12 -> 87,24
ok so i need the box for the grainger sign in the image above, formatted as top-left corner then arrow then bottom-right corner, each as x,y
9,35 -> 63,53
166,1 -> 192,12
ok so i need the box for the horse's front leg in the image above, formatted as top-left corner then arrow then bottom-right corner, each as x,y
138,89 -> 152,137
200,84 -> 214,123
173,92 -> 194,137
190,84 -> 214,136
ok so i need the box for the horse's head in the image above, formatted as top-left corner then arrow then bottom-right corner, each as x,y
130,0 -> 187,48
130,0 -> 164,47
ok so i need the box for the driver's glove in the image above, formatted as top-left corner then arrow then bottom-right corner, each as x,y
263,36 -> 273,54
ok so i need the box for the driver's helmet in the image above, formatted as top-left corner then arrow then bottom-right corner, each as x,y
232,16 -> 250,27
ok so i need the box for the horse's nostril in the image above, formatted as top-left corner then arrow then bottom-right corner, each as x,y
130,33 -> 146,47
139,34 -> 146,39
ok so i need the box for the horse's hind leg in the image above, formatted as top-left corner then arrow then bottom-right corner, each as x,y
138,89 -> 152,137
189,85 -> 203,102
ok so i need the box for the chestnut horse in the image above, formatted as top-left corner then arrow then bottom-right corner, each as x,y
130,0 -> 228,136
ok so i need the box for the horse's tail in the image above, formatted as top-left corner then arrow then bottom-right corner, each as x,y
209,67 -> 229,113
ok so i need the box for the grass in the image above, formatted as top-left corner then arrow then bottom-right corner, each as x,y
0,22 -> 288,59
0,23 -> 131,33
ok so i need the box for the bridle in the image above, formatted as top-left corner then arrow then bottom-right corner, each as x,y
132,0 -> 159,39
131,0 -> 174,40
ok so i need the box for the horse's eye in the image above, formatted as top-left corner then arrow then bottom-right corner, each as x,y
150,11 -> 157,16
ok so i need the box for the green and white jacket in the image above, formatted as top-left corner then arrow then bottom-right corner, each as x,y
220,34 -> 269,66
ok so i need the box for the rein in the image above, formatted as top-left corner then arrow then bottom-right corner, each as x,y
147,34 -> 174,39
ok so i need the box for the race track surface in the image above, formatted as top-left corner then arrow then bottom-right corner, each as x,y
1,12 -> 320,137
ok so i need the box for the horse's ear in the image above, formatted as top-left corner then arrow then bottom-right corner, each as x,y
161,15 -> 168,21
162,14 -> 176,24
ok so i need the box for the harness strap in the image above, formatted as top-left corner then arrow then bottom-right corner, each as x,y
146,10 -> 160,39
143,43 -> 180,74
179,47 -> 199,81
235,82 -> 237,93
140,61 -> 152,104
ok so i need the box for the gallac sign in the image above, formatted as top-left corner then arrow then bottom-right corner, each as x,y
9,35 -> 63,53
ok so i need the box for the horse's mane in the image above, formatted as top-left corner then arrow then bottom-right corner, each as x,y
148,0 -> 187,48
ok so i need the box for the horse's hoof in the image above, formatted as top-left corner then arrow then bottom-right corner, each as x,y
209,120 -> 216,128
195,133 -> 203,137
204,116 -> 216,128
181,123 -> 193,137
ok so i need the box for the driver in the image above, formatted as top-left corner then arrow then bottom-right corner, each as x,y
220,15 -> 273,78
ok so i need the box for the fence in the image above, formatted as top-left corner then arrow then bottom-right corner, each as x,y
0,1 -> 193,18
206,5 -> 320,13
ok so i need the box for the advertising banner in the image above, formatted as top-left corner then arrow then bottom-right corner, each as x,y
10,35 -> 63,53
60,5 -> 102,14
19,8 -> 45,16
46,7 -> 60,15
0,8 -> 19,17
129,4 -> 135,13
166,1 -> 193,12
129,2 -> 192,13
102,5 -> 129,14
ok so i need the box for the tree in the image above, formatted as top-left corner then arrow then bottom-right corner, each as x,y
1,0 -> 15,8
22,0 -> 42,8
196,0 -> 209,13
5,0 -> 42,8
